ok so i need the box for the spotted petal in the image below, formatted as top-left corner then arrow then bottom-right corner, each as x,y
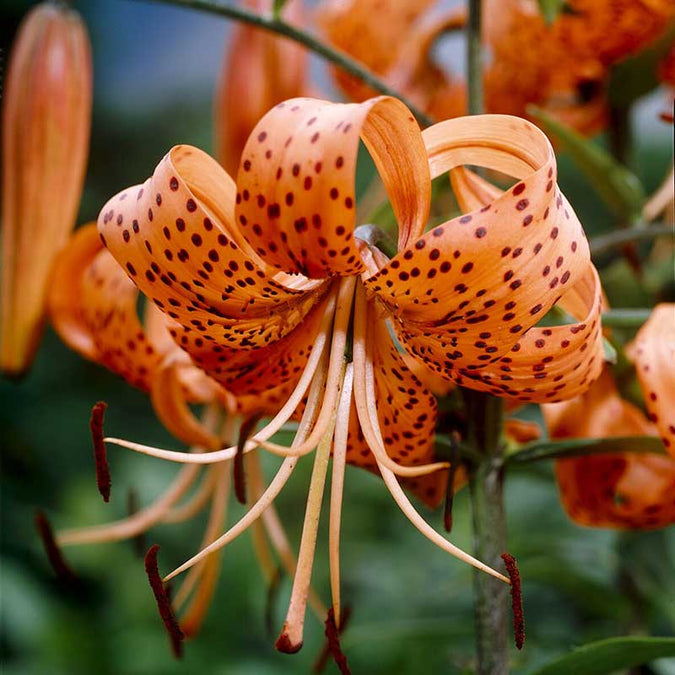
236,96 -> 431,277
366,115 -> 602,401
98,144 -> 324,351
627,304 -> 675,456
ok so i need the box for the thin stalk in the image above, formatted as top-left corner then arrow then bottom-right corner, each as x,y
464,0 -> 510,672
590,223 -> 672,256
142,0 -> 434,127
467,0 -> 483,116
465,391 -> 509,675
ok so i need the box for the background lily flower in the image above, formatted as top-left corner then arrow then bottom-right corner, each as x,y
214,0 -> 308,175
544,303 -> 675,529
318,0 -> 466,120
95,94 -> 606,651
1,2 -> 92,376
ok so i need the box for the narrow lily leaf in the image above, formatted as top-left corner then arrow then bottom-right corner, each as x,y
537,0 -> 566,25
530,636 -> 675,675
601,336 -> 617,364
609,25 -> 675,108
507,436 -> 667,464
528,106 -> 645,220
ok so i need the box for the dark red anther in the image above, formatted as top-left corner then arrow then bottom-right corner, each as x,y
322,607 -> 351,674
234,413 -> 262,505
35,510 -> 79,587
144,544 -> 184,659
90,401 -> 111,502
501,552 -> 525,650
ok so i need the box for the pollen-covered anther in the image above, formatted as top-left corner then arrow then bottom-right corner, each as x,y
145,544 -> 185,659
90,401 -> 111,502
35,510 -> 80,588
501,552 -> 525,650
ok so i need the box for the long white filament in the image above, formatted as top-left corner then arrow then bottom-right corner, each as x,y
162,348 -> 328,583
357,296 -> 510,585
329,362 -> 353,630
259,276 -> 356,458
276,393 -> 338,652
247,452 -> 327,621
352,284 -> 449,477
104,286 -> 339,465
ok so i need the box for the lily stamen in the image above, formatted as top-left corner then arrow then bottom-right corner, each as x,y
329,363 -> 353,631
162,355 -> 328,583
276,403 -> 338,653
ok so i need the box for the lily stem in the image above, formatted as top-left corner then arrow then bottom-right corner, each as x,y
464,1 -> 510,673
465,391 -> 509,675
140,0 -> 434,127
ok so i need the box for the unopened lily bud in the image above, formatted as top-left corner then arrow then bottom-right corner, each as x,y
1,2 -> 92,376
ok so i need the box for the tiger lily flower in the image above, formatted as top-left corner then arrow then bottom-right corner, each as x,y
47,223 -> 324,643
96,95 -> 604,652
214,0 -> 308,175
1,2 -> 92,376
544,304 -> 675,529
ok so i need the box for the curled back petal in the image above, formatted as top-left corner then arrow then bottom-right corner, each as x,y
98,145 -> 324,350
543,369 -> 675,529
236,96 -> 430,277
366,115 -> 597,401
48,223 -> 102,360
627,304 -> 675,456
456,267 -> 604,404
150,359 -> 221,450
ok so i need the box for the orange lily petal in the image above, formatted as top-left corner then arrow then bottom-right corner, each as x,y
236,96 -> 430,277
318,0 -> 434,102
47,223 -> 103,360
504,418 -> 541,444
366,115 -> 602,401
385,9 -> 467,122
215,0 -> 307,175
98,144 -> 324,350
80,250 -> 162,391
165,292 -> 330,399
1,3 -> 91,375
544,369 -> 675,529
627,304 -> 675,456
150,360 -> 222,450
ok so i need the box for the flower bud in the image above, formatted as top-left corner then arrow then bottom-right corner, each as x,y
1,2 -> 92,376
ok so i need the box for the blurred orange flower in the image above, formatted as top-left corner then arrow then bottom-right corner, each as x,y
544,304 -> 675,529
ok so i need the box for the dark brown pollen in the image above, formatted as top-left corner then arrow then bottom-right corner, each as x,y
501,552 -> 525,650
90,401 -> 111,502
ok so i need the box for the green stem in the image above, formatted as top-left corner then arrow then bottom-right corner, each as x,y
465,392 -> 509,675
467,0 -> 484,115
590,223 -> 672,256
601,308 -> 652,328
464,1 -> 510,672
143,0 -> 434,127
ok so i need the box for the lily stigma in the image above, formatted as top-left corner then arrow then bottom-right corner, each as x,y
73,95 -> 603,654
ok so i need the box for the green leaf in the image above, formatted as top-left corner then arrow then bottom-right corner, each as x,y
528,106 -> 646,220
529,636 -> 675,675
506,436 -> 667,464
609,25 -> 675,108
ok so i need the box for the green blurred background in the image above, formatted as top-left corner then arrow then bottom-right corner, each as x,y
1,1 -> 674,673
